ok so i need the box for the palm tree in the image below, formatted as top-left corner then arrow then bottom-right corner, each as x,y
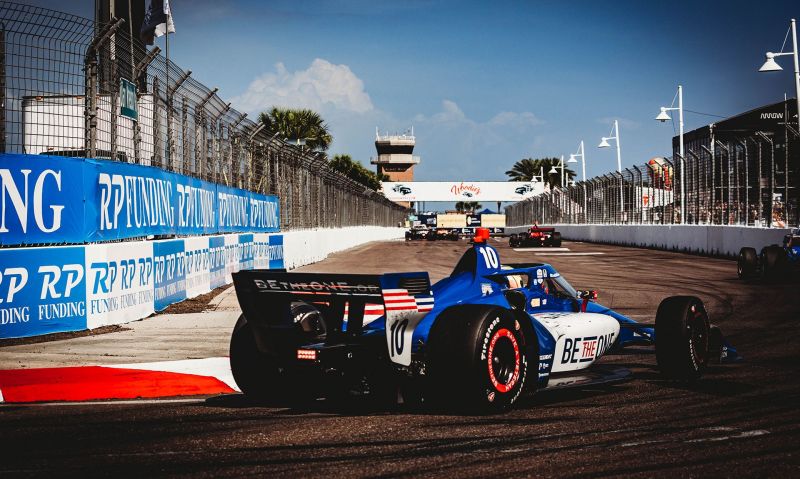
258,107 -> 333,152
455,201 -> 482,213
329,154 -> 386,190
506,157 -> 576,187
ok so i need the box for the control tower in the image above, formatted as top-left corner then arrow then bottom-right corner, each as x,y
371,127 -> 420,182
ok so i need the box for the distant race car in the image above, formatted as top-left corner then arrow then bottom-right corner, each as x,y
508,224 -> 562,248
230,228 -> 739,413
737,228 -> 800,281
405,225 -> 430,241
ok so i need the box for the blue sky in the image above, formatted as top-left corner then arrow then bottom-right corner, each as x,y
36,0 -> 800,182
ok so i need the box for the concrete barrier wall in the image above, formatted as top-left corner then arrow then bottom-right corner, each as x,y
282,226 -> 405,269
508,224 -> 791,257
0,226 -> 404,339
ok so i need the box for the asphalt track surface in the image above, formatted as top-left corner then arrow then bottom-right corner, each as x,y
2,239 -> 799,478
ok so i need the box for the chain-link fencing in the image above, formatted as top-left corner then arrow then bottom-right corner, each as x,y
0,2 -> 407,231
507,128 -> 799,228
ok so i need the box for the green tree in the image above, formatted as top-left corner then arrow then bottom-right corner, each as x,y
258,107 -> 332,152
506,157 -> 576,187
454,201 -> 482,213
329,154 -> 387,190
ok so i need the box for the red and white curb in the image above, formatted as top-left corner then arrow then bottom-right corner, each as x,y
0,357 -> 240,404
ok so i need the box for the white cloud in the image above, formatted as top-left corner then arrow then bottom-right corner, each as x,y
489,111 -> 544,128
231,58 -> 374,114
408,100 -> 546,181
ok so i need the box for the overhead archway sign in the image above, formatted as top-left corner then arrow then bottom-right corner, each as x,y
381,181 -> 544,202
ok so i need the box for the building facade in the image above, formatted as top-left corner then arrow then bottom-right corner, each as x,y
672,98 -> 799,227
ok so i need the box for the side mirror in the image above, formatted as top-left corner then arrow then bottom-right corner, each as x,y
576,290 -> 598,300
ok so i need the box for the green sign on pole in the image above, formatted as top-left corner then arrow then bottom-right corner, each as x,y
120,78 -> 138,121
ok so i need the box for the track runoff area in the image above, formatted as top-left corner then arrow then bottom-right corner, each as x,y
1,238 -> 798,477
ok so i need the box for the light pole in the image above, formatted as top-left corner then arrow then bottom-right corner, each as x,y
598,120 -> 624,216
548,155 -> 567,188
656,84 -> 685,223
759,18 -> 800,131
569,140 -> 587,219
568,140 -> 586,182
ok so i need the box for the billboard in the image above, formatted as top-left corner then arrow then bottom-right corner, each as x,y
0,232 -> 285,339
382,181 -> 544,202
0,153 -> 280,246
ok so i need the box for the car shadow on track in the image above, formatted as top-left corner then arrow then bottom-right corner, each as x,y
203,383 -> 633,417
638,368 -> 756,397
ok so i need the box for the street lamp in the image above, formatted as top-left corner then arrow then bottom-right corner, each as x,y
548,155 -> 567,187
569,140 -> 587,218
656,85 -> 685,224
568,140 -> 586,182
598,120 -> 624,214
758,18 -> 800,130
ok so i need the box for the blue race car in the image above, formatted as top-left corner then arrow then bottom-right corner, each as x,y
738,228 -> 800,281
231,228 -> 738,412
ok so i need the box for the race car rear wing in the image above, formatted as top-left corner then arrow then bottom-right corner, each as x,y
232,270 -> 435,366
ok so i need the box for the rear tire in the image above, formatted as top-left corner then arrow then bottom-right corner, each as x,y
551,232 -> 562,247
230,315 -> 282,400
760,246 -> 786,282
655,296 -> 710,382
230,303 -> 325,402
509,235 -> 519,248
426,305 -> 529,413
737,247 -> 758,279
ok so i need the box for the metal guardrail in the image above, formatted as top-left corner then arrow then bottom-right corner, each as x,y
0,2 -> 408,230
506,131 -> 799,228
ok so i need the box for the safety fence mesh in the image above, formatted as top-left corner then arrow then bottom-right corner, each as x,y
507,131 -> 799,228
0,2 -> 408,231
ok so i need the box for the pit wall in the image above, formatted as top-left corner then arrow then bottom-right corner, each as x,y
506,224 -> 792,257
0,226 -> 404,339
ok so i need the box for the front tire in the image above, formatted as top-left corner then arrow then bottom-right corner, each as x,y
426,305 -> 529,413
655,296 -> 710,381
551,232 -> 562,247
737,247 -> 758,279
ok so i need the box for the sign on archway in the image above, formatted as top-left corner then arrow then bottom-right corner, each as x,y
381,181 -> 544,202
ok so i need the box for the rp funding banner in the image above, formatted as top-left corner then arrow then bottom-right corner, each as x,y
0,154 -> 85,245
0,232 -> 286,338
0,153 -> 280,246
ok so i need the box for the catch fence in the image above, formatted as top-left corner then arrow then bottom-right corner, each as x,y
0,2 -> 407,231
507,130 -> 799,228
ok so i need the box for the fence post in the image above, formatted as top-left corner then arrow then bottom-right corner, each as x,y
166,69 -> 191,172
195,88 -> 217,181
132,46 -> 159,165
84,19 -> 123,160
739,139 -> 749,225
152,76 -> 162,167
1,23 -> 6,153
756,132 -> 775,228
181,96 -> 189,174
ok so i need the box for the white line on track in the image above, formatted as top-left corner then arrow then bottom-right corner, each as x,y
513,247 -> 571,252
533,252 -> 606,256
620,429 -> 769,447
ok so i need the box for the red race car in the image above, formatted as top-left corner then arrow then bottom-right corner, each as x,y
508,224 -> 562,248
